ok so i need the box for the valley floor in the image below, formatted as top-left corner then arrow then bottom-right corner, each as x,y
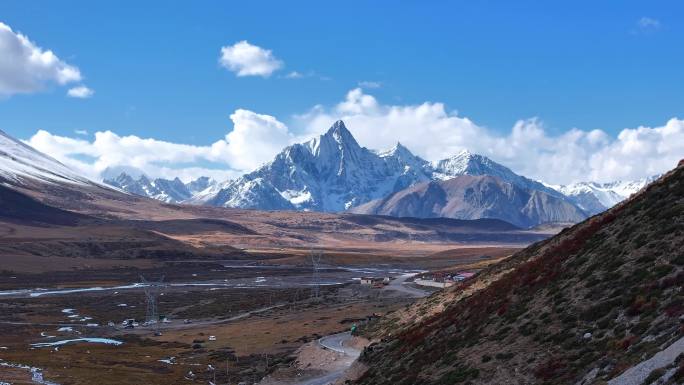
0,245 -> 513,385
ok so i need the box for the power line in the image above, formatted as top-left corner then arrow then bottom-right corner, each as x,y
310,249 -> 322,299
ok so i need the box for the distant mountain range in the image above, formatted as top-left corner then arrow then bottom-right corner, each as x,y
100,120 -> 653,227
548,177 -> 658,215
104,173 -> 216,203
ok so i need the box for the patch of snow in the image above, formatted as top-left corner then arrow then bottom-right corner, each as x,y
31,338 -> 123,348
280,189 -> 313,205
158,356 -> 176,365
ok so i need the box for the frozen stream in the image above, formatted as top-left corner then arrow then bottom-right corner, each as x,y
31,338 -> 123,348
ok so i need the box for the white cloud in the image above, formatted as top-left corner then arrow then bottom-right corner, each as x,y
285,71 -> 303,79
67,85 -> 94,98
74,129 -> 88,136
358,81 -> 382,89
219,41 -> 283,77
294,88 -> 684,184
0,22 -> 82,96
26,109 -> 295,182
216,109 -> 293,170
23,88 -> 684,186
282,70 -> 330,81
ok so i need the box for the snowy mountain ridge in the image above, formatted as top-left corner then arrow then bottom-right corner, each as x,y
103,173 -> 217,204
547,176 -> 659,215
0,128 -> 93,187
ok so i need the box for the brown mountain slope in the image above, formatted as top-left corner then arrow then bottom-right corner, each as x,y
0,184 -> 246,264
355,161 -> 684,385
0,183 -> 88,226
349,175 -> 587,228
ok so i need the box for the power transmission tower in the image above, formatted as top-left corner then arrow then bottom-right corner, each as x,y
140,275 -> 165,332
310,249 -> 322,299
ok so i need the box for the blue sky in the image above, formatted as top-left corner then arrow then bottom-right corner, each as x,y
1,1 -> 683,183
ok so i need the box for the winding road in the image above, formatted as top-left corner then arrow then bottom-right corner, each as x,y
318,332 -> 359,356
385,273 -> 430,298
296,332 -> 360,385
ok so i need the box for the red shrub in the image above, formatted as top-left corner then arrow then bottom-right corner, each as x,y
666,301 -> 684,317
618,335 -> 638,350
534,357 -> 567,380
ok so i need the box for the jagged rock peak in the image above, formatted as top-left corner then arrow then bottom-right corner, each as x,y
324,120 -> 357,145
389,141 -> 412,154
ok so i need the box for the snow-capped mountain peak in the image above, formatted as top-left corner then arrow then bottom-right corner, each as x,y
430,149 -> 565,200
433,149 -> 501,177
306,120 -> 360,157
327,120 -> 357,145
202,120 -> 435,211
379,142 -> 417,160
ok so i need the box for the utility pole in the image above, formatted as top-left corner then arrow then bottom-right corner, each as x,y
140,275 -> 165,333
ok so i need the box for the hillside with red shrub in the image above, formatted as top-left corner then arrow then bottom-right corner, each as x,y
355,162 -> 684,384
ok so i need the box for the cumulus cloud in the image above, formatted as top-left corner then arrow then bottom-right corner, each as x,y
215,109 -> 293,170
67,85 -> 94,98
24,88 -> 684,185
25,109 -> 295,182
294,88 -> 684,184
219,41 -> 283,77
0,22 -> 82,96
